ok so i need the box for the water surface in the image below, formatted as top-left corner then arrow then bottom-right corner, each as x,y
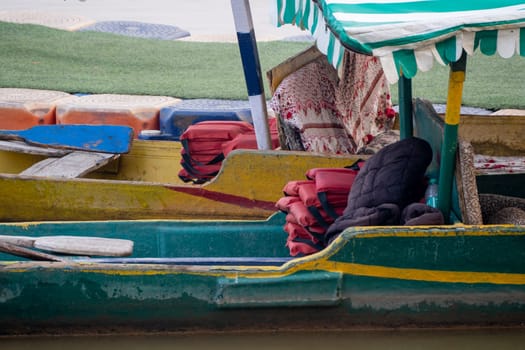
2,329 -> 525,350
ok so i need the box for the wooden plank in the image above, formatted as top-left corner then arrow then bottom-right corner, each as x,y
457,115 -> 525,156
266,45 -> 323,93
20,151 -> 119,178
0,140 -> 70,156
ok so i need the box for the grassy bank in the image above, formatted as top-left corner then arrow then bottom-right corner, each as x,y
1,21 -> 523,110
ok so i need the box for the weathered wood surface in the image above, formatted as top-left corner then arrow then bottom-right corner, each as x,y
20,151 -> 119,178
440,114 -> 525,156
0,240 -> 64,261
0,235 -> 134,257
33,236 -> 134,257
0,235 -> 35,247
0,140 -> 70,156
0,139 -> 183,181
0,149 -> 362,222
266,45 -> 323,93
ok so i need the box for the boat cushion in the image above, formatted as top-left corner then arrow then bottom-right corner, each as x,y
479,193 -> 525,224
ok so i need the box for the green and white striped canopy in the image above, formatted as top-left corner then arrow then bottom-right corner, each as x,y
274,0 -> 525,83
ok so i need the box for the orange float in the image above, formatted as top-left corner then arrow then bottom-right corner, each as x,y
0,88 -> 72,130
56,94 -> 181,138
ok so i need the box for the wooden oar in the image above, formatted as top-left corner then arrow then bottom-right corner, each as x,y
0,235 -> 134,257
0,240 -> 64,262
0,125 -> 134,153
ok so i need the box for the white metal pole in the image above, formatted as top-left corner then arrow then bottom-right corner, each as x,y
231,0 -> 272,150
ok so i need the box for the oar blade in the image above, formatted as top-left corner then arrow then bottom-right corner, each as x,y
0,125 -> 134,153
0,241 -> 64,262
0,235 -> 35,248
34,236 -> 134,257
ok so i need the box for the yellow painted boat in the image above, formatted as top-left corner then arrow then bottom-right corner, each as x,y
0,139 -> 361,221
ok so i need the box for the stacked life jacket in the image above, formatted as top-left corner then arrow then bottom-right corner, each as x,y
275,161 -> 364,257
178,119 -> 280,184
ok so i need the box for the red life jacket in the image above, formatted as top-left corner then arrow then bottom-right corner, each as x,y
222,118 -> 280,156
276,161 -> 364,257
178,120 -> 279,183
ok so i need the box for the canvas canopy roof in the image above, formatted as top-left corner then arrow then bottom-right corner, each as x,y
274,0 -> 525,83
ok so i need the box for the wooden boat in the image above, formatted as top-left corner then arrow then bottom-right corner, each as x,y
0,209 -> 524,335
0,139 -> 359,221
0,0 -> 524,335
0,110 -> 520,222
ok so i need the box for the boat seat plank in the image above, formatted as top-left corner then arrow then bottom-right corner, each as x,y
0,140 -> 70,156
20,151 -> 119,178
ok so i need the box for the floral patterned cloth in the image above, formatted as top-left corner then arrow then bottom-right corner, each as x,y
270,49 -> 396,154
270,56 -> 356,154
336,51 -> 396,152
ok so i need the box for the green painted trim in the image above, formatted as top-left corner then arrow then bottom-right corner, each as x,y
398,76 -> 413,138
438,52 -> 467,221
216,271 -> 341,308
438,124 -> 459,221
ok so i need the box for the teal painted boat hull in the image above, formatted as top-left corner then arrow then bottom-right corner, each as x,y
0,214 -> 524,335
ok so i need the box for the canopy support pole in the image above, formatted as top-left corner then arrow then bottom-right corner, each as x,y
438,51 -> 467,222
231,0 -> 272,150
398,75 -> 413,139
